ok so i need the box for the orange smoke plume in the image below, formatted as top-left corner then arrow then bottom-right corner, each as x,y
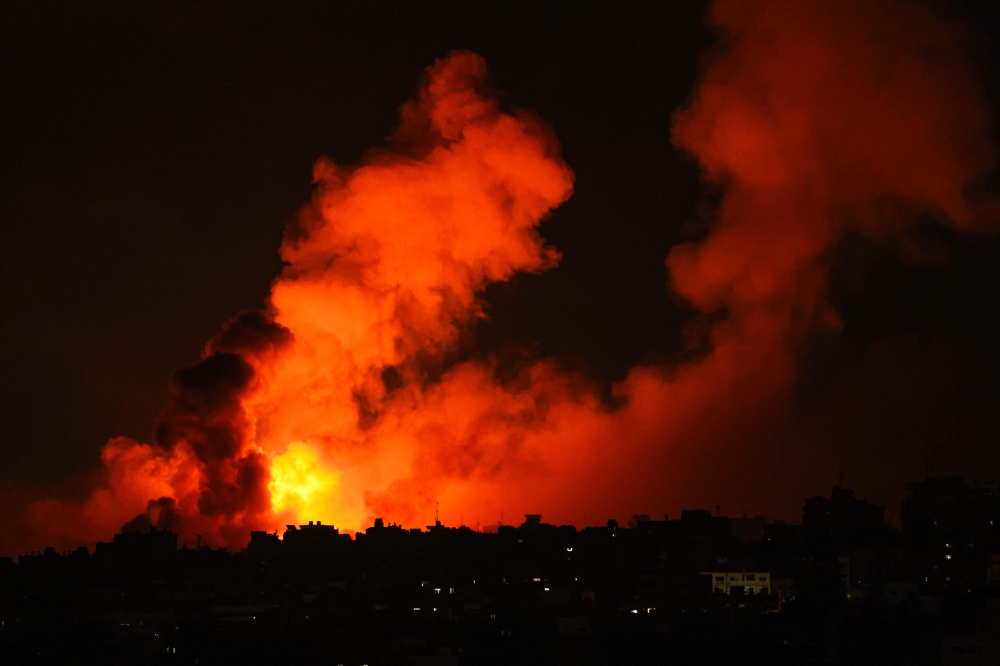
324,0 -> 995,529
324,0 -> 996,527
3,0 -> 996,555
4,52 -> 574,551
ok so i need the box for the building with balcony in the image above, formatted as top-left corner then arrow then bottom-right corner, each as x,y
703,571 -> 771,595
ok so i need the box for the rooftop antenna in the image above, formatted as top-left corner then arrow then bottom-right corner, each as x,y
837,468 -> 845,488
435,500 -> 440,525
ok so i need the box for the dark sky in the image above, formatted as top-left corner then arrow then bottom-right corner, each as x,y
2,0 -> 998,522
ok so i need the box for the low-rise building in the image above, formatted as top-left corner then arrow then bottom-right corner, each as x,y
703,571 -> 771,595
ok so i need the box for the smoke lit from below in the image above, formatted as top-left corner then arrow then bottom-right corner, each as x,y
3,0 -> 995,554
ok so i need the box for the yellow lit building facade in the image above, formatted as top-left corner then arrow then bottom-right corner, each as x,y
703,572 -> 771,595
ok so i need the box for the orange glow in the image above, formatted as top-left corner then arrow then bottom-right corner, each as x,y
269,442 -> 341,525
3,0 -> 996,555
6,51 -> 576,550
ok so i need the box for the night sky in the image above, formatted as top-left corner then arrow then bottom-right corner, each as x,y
2,1 -> 999,531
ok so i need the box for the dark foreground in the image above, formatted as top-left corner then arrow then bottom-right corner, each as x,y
2,478 -> 999,665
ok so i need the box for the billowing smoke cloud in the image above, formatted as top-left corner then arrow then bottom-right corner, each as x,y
2,52 -> 574,551
334,0 -> 996,528
14,310 -> 293,550
2,0 -> 995,554
256,52 -> 575,531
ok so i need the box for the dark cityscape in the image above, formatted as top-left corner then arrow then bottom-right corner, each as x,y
3,477 -> 999,664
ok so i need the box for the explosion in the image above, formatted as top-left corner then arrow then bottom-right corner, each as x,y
4,0 -> 995,554
11,52 -> 576,549
269,442 -> 340,522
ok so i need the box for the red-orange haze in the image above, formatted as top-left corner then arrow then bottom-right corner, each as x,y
4,0 -> 995,554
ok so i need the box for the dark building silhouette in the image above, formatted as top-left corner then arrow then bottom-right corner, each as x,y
803,486 -> 889,550
280,520 -> 350,554
903,477 -> 1000,546
248,529 -> 280,560
731,514 -> 768,544
903,477 -> 1000,590
95,526 -> 178,561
